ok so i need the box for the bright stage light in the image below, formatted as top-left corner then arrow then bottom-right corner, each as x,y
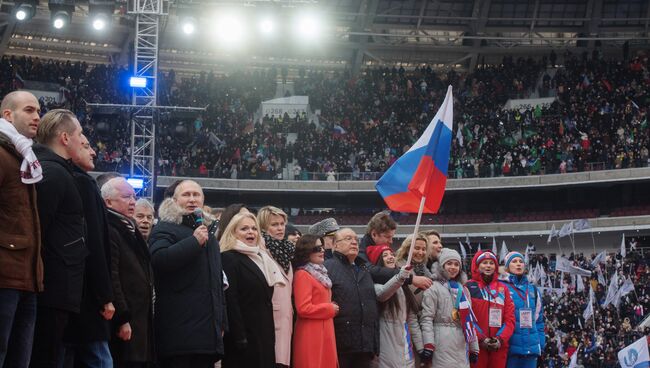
259,18 -> 274,35
92,14 -> 108,30
295,14 -> 322,41
52,11 -> 69,29
15,2 -> 35,21
182,22 -> 195,35
180,16 -> 196,35
129,77 -> 147,88
16,9 -> 27,20
215,13 -> 246,46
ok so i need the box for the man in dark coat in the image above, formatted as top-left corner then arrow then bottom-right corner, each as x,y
0,91 -> 43,368
324,227 -> 379,368
149,180 -> 227,368
102,177 -> 154,368
32,109 -> 88,368
64,134 -> 115,366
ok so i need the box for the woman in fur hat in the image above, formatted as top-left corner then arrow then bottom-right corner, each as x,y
420,248 -> 479,367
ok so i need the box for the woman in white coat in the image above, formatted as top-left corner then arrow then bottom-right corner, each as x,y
420,248 -> 479,367
366,245 -> 422,368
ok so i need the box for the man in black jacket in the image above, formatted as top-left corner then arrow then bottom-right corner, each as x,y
64,134 -> 115,367
102,177 -> 154,367
324,227 -> 378,368
149,180 -> 227,368
32,109 -> 88,368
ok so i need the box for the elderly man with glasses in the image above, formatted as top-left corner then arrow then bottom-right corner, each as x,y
323,228 -> 380,368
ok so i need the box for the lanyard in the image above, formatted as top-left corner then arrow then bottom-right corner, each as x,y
511,284 -> 530,309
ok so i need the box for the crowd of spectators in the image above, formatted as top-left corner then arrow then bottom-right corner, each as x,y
520,248 -> 649,367
1,49 -> 648,180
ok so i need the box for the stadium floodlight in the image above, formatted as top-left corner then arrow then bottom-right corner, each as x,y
295,13 -> 322,42
15,4 -> 35,21
180,16 -> 196,35
49,0 -> 74,29
52,11 -> 70,29
129,76 -> 147,88
259,17 -> 274,36
92,13 -> 109,30
89,0 -> 114,31
215,13 -> 246,47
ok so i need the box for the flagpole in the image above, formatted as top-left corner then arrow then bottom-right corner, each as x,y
406,196 -> 427,267
590,230 -> 597,255
555,236 -> 563,257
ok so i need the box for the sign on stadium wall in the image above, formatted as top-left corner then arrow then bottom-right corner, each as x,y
504,97 -> 556,111
261,96 -> 309,118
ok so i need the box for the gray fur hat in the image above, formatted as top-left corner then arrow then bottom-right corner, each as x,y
308,218 -> 340,237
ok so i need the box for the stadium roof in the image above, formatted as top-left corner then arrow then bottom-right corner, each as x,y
0,0 -> 648,73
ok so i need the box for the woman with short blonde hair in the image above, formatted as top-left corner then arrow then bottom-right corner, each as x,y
257,205 -> 294,368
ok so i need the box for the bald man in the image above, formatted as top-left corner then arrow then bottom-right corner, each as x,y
0,91 -> 43,368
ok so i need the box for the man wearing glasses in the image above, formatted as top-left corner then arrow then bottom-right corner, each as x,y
324,228 -> 379,368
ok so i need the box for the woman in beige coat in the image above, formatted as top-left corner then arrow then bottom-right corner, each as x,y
420,248 -> 479,367
258,206 -> 295,368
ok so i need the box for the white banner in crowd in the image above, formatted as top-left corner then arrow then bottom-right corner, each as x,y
261,96 -> 309,118
555,257 -> 591,277
504,97 -> 556,111
618,335 -> 649,368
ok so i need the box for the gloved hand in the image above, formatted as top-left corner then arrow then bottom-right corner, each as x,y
480,338 -> 491,350
469,351 -> 479,363
398,265 -> 412,280
419,343 -> 435,363
486,337 -> 501,351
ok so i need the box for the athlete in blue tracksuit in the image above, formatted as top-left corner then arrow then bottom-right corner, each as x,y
499,252 -> 545,368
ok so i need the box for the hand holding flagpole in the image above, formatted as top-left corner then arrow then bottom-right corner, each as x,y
405,196 -> 427,267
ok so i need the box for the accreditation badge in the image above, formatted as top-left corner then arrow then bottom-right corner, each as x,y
488,308 -> 502,328
519,308 -> 533,328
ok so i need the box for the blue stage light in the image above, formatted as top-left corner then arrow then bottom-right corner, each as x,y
129,77 -> 147,88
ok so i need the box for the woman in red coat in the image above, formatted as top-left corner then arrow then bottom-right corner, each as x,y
465,250 -> 516,368
292,235 -> 339,368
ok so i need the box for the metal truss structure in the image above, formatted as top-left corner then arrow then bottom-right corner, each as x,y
129,0 -> 162,200
86,0 -> 205,200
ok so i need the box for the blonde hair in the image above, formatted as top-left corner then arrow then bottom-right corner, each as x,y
36,109 -> 78,145
257,205 -> 287,232
395,233 -> 430,261
220,212 -> 263,252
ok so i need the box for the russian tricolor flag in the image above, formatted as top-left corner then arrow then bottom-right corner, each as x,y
376,85 -> 453,214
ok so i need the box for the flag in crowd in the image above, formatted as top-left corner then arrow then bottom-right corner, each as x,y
376,85 -> 454,214
618,336 -> 650,368
583,286 -> 595,320
499,240 -> 508,263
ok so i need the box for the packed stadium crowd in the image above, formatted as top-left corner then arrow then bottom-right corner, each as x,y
0,88 -> 646,367
0,50 -> 648,180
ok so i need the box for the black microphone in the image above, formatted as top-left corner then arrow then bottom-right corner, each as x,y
193,208 -> 204,227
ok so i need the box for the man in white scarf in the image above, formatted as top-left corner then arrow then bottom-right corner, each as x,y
0,90 -> 43,368
0,91 -> 43,183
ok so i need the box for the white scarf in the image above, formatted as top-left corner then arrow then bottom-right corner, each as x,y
233,240 -> 286,287
0,118 -> 42,184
